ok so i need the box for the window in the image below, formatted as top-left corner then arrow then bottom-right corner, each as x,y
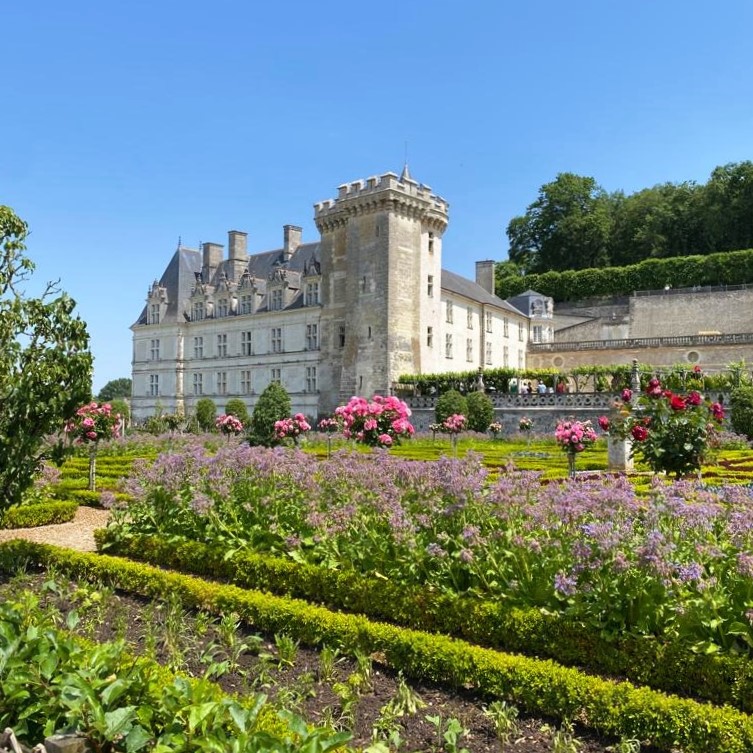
193,336 -> 204,359
270,289 -> 283,310
446,301 -> 453,324
239,294 -> 252,315
271,368 -> 281,383
485,312 -> 493,333
502,345 -> 508,367
150,339 -> 160,361
149,374 -> 159,396
193,373 -> 203,395
503,317 -> 509,337
216,371 -> 227,395
518,323 -> 524,342
306,366 -> 317,393
241,331 -> 253,356
445,333 -> 453,359
338,324 -> 345,348
532,325 -> 543,343
367,326 -> 372,340
306,323 -> 319,350
466,338 -> 473,362
428,232 -> 434,254
240,369 -> 252,395
217,298 -> 228,318
192,301 -> 204,321
467,307 -> 473,329
427,326 -> 433,347
149,304 -> 160,325
217,333 -> 227,357
305,282 -> 320,306
271,327 -> 283,353
427,275 -> 434,297
518,351 -> 524,369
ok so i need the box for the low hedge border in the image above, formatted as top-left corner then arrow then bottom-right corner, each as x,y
1,500 -> 78,529
96,532 -> 753,713
2,540 -> 752,753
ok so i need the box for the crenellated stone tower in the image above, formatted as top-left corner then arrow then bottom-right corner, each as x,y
315,168 -> 449,412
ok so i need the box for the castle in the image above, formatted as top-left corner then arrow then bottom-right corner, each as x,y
130,168 -> 537,421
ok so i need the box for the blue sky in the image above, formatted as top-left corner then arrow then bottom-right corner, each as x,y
4,0 -> 753,393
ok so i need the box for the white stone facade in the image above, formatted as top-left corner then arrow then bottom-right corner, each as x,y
131,170 -> 531,421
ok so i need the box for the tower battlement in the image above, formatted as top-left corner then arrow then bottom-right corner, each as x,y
314,171 -> 449,231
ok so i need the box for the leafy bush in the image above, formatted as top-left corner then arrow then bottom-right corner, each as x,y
223,398 -> 250,426
730,385 -> 753,439
1,500 -> 77,529
248,382 -> 291,447
435,389 -> 468,424
195,398 -> 217,432
466,391 -> 495,432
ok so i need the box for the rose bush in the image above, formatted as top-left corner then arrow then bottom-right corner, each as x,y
215,414 -> 244,436
599,377 -> 725,478
335,395 -> 414,448
274,414 -> 311,444
64,402 -> 122,444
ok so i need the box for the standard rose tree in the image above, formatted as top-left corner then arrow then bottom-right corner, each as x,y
335,395 -> 414,448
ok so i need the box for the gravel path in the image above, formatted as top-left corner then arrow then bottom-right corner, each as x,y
0,506 -> 110,552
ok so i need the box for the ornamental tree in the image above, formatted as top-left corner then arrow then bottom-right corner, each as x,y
248,381 -> 291,447
466,390 -> 494,432
0,206 -> 92,509
335,395 -> 414,448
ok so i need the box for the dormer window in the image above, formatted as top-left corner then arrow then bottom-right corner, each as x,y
269,289 -> 283,311
149,303 -> 160,325
305,281 -> 320,306
192,301 -> 205,321
217,298 -> 229,317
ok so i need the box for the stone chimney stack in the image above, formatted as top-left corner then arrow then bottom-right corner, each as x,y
475,260 -> 496,295
283,225 -> 302,261
202,242 -> 224,282
228,230 -> 248,261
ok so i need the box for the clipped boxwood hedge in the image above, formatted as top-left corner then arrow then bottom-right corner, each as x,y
4,540 -> 753,753
96,532 -> 753,713
1,500 -> 78,529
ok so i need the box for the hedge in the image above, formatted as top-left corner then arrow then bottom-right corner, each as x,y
4,541 -> 753,753
96,532 -> 753,712
0,500 -> 78,529
496,247 -> 753,301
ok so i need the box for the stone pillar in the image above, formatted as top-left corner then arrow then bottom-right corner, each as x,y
608,436 -> 633,472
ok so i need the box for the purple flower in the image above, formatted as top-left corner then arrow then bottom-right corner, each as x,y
554,572 -> 578,597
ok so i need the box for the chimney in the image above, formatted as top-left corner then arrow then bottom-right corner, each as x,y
228,230 -> 248,261
475,260 -> 496,295
283,225 -> 302,261
202,242 -> 224,282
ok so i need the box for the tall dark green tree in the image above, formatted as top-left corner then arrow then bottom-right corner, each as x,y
0,206 -> 92,509
506,173 -> 613,273
249,382 -> 291,447
97,378 -> 132,402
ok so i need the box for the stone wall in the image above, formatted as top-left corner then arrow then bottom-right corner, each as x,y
407,392 -> 615,434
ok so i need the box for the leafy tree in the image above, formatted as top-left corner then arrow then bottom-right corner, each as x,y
466,391 -> 495,432
97,378 -> 132,402
249,382 -> 291,447
224,398 -> 250,426
0,206 -> 92,509
730,385 -> 753,440
507,173 -> 613,274
195,398 -> 217,432
109,398 -> 130,424
435,389 -> 468,425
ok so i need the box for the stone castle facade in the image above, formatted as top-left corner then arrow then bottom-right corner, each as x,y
130,169 -> 534,421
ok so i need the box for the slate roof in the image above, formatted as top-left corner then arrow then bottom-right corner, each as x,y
441,269 -> 528,316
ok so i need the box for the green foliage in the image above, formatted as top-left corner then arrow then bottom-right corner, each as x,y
465,391 -> 494,432
97,532 -> 753,714
0,206 -> 92,510
194,397 -> 217,432
109,398 -> 130,423
5,540 -> 753,753
497,247 -> 753,302
249,382 -> 291,447
97,378 -> 132,402
434,389 -> 468,424
223,397 -> 250,426
730,384 -> 753,439
1,500 -> 77,529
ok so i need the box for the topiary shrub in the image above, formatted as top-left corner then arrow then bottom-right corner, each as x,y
223,398 -> 250,427
466,391 -> 495,432
195,398 -> 217,433
248,382 -> 291,447
730,385 -> 753,439
435,389 -> 468,424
